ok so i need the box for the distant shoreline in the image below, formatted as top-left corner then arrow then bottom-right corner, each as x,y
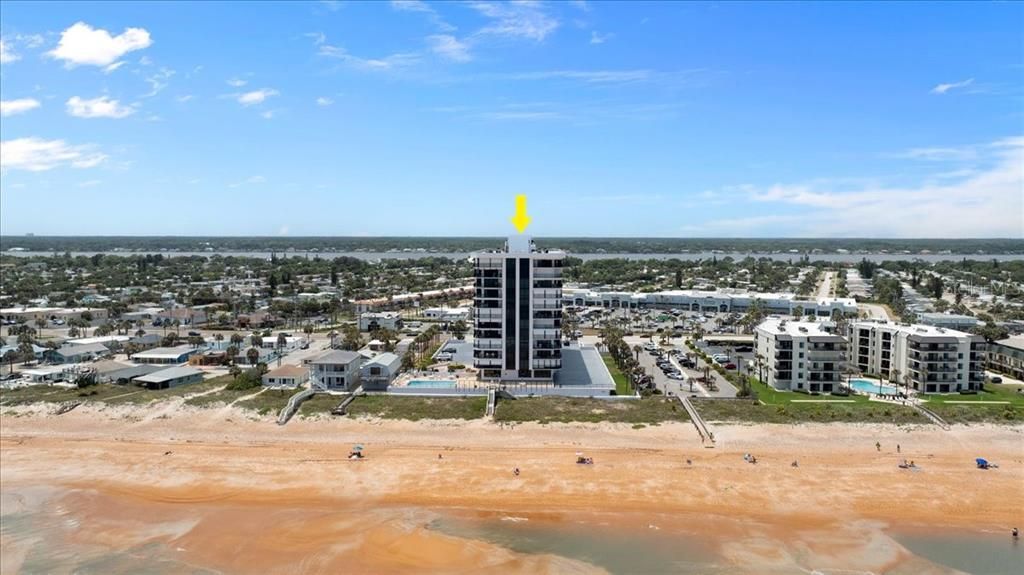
3,249 -> 1023,263
2,236 -> 1022,258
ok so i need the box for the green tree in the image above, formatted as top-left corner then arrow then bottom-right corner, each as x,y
246,347 -> 260,365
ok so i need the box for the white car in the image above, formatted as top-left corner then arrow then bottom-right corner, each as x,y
667,372 -> 685,380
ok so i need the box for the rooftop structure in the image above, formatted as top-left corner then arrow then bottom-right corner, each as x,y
563,287 -> 857,316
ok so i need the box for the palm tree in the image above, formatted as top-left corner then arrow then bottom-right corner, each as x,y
229,364 -> 242,379
230,333 -> 244,347
633,344 -> 642,363
34,317 -> 46,338
251,334 -> 264,349
214,333 -> 224,346
2,349 -> 17,375
246,347 -> 260,366
225,345 -> 239,365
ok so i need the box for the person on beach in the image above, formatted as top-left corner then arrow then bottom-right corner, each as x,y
513,467 -> 520,477
876,441 -> 881,452
1012,527 -> 1018,539
897,444 -> 901,453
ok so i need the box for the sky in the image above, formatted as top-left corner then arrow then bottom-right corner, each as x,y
0,0 -> 1022,238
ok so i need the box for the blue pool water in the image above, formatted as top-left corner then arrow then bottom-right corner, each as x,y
406,380 -> 457,388
848,378 -> 898,395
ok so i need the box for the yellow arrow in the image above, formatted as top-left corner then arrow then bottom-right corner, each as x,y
509,194 -> 531,233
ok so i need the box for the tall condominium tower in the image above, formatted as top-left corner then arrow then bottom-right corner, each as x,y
472,236 -> 564,382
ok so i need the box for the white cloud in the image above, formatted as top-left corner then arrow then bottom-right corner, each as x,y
103,61 -> 126,74
317,41 -> 420,70
278,225 -> 290,236
77,179 -> 102,187
428,34 -> 472,62
891,146 -> 978,162
320,0 -> 341,11
500,69 -> 652,83
931,78 -> 974,94
1,98 -> 41,117
229,175 -> 266,188
235,88 -> 279,106
316,96 -> 334,106
227,77 -> 247,87
590,31 -> 613,44
176,94 -> 194,103
142,67 -> 175,97
392,1 -> 455,32
0,137 -> 107,172
48,22 -> 152,68
261,110 -> 274,119
569,0 -> 590,11
66,96 -> 136,119
696,137 -> 1024,238
392,1 -> 432,12
470,1 -> 559,42
0,39 -> 20,63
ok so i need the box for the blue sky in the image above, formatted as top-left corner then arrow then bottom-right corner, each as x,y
1,0 -> 1021,238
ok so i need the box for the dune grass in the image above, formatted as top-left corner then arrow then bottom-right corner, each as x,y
494,396 -> 690,425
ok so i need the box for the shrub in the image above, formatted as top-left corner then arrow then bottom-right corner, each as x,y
226,369 -> 262,391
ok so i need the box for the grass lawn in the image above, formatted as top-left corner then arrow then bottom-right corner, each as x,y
297,394 -> 344,417
690,377 -> 925,424
0,383 -> 132,406
693,397 -> 928,424
494,396 -> 691,425
184,382 -> 265,408
919,384 -> 1024,424
235,388 -> 294,416
345,394 -> 486,421
601,354 -> 632,396
103,375 -> 232,405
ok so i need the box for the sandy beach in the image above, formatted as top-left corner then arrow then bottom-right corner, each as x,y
2,403 -> 1023,574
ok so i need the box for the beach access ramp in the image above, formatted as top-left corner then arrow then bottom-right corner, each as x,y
678,395 -> 715,446
277,387 -> 315,425
331,386 -> 364,416
485,388 -> 496,418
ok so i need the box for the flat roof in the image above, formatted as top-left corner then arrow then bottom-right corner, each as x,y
134,366 -> 203,383
849,321 -> 973,338
994,335 -> 1024,352
757,319 -> 836,337
132,345 -> 196,358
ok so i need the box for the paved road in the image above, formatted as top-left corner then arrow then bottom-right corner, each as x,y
858,303 -> 892,321
816,270 -> 835,299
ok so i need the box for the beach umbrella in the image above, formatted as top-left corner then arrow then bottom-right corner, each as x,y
976,458 -> 988,467
353,444 -> 364,451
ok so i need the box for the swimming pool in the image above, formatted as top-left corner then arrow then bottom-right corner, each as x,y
848,378 -> 898,395
406,379 -> 457,388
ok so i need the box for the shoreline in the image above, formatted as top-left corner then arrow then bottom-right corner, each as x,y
3,405 -> 1023,573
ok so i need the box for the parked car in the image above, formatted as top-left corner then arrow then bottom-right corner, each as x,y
735,346 -> 753,353
989,376 -> 1003,384
724,363 -> 737,370
188,331 -> 201,337
667,373 -> 685,380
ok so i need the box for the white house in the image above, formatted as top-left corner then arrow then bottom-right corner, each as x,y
262,364 -> 309,388
308,350 -> 364,390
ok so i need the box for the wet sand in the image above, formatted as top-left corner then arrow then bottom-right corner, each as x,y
2,404 -> 1023,574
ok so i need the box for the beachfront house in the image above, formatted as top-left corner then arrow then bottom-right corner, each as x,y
262,364 -> 309,388
131,345 -> 201,365
133,366 -> 204,390
309,350 -> 363,391
44,342 -> 111,364
358,352 -> 401,391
